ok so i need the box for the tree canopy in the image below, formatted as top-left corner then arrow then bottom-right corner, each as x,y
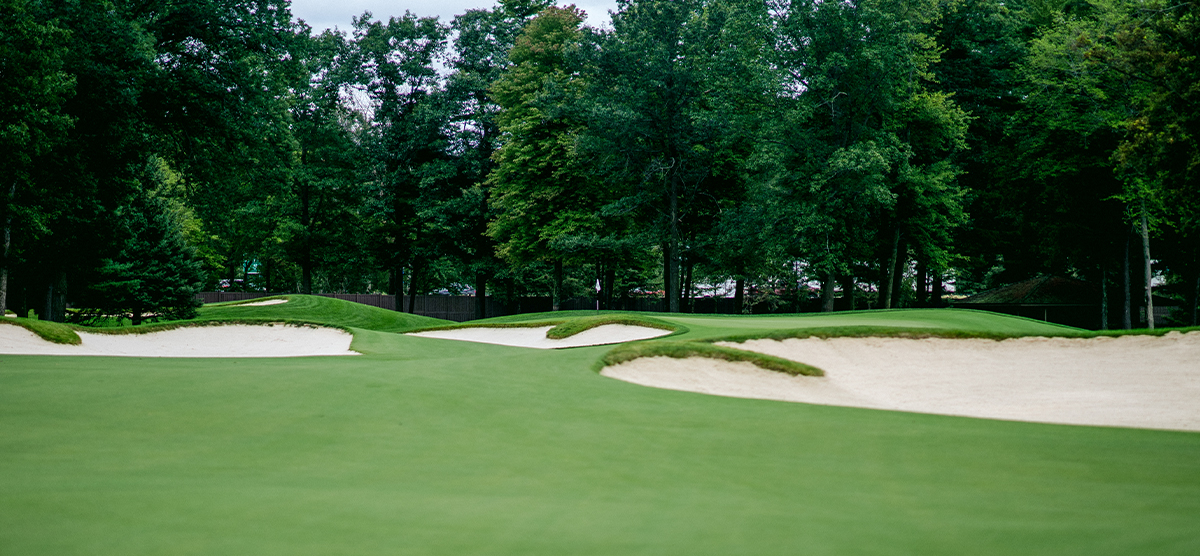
4,0 -> 1197,327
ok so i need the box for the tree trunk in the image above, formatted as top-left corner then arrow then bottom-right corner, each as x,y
1123,234 -> 1132,329
552,259 -> 563,311
882,227 -> 900,309
264,259 -> 273,294
840,273 -> 856,311
681,257 -> 694,313
666,174 -> 680,313
915,259 -> 928,307
734,276 -> 745,314
475,270 -> 487,320
0,182 -> 13,314
1140,202 -> 1154,330
930,268 -> 944,308
1100,263 -> 1109,330
821,270 -> 836,312
604,265 -> 616,311
407,263 -> 419,315
1191,272 -> 1199,327
662,241 -> 675,313
891,237 -> 907,308
41,271 -> 67,322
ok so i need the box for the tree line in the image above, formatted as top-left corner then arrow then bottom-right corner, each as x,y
2,0 -> 1196,327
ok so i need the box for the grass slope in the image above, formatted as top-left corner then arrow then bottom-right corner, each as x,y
73,295 -> 451,336
0,318 -> 81,344
2,306 -> 1198,555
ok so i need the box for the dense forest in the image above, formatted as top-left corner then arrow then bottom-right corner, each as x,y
1,0 -> 1197,326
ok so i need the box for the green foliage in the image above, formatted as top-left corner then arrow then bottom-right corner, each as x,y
75,195 -> 203,325
488,6 -> 596,266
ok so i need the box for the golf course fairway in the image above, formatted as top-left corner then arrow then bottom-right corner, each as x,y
1,296 -> 1197,555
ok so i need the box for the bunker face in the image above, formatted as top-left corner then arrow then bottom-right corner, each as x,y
234,298 -> 288,307
0,324 -> 358,357
408,324 -> 671,349
603,332 -> 1200,431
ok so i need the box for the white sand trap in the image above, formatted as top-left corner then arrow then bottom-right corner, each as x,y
603,332 -> 1200,431
233,298 -> 288,306
0,324 -> 358,357
408,324 -> 671,349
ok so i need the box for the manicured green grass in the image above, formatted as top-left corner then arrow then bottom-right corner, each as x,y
2,303 -> 1198,555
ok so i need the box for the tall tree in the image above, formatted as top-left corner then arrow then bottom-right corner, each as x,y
583,0 -> 769,312
763,0 -> 968,310
487,5 -> 595,310
0,0 -> 74,314
350,11 -> 451,311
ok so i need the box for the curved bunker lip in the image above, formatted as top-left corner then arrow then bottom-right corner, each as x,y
0,323 -> 358,357
233,298 -> 289,307
602,332 -> 1200,432
407,324 -> 672,349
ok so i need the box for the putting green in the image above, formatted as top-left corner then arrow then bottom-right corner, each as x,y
1,298 -> 1197,555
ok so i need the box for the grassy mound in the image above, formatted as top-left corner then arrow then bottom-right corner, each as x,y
74,295 -> 451,335
0,318 -> 81,345
545,314 -> 678,339
601,340 -> 822,376
408,312 -> 684,340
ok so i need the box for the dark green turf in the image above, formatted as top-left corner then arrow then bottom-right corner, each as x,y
2,302 -> 1198,555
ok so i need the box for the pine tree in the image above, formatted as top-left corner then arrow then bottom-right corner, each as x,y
83,195 -> 203,325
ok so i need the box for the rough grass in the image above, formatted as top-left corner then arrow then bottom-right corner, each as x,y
600,340 -> 823,376
701,323 -> 1200,346
0,318 -> 81,345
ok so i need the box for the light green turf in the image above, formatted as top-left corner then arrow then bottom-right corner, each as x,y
2,301 -> 1198,555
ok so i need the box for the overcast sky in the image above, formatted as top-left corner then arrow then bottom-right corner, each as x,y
289,0 -> 618,32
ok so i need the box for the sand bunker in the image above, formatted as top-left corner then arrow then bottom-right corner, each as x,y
0,324 -> 357,357
603,332 -> 1200,431
408,324 -> 671,349
233,298 -> 288,307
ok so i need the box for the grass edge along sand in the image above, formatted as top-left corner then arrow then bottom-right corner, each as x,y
408,313 -> 687,340
600,340 -> 823,377
0,317 -> 81,344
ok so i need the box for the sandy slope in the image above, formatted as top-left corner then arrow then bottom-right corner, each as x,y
234,299 -> 289,307
0,323 -> 358,357
603,332 -> 1200,431
407,324 -> 671,349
